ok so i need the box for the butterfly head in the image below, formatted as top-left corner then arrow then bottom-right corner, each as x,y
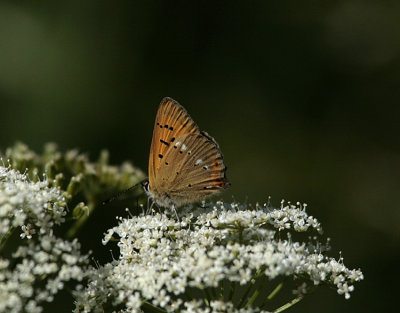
141,179 -> 150,194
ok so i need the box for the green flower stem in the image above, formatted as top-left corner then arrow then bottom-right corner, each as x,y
267,281 -> 284,300
202,289 -> 211,307
66,202 -> 95,239
237,269 -> 263,308
237,280 -> 256,308
142,301 -> 168,313
259,281 -> 284,310
244,277 -> 268,309
271,295 -> 304,313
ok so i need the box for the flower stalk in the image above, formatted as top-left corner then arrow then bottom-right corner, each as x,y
266,281 -> 284,301
272,295 -> 304,313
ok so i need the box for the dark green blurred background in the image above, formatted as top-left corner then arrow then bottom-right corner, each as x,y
0,1 -> 399,312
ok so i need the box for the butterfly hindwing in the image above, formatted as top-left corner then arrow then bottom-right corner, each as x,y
156,132 -> 229,206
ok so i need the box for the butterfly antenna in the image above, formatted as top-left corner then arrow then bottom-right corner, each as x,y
102,179 -> 147,205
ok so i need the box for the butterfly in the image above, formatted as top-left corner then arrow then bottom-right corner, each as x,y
141,97 -> 230,210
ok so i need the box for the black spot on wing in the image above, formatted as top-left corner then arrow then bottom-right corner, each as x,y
160,139 -> 170,146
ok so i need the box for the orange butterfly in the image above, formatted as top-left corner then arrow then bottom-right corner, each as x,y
103,97 -> 229,215
142,97 -> 230,210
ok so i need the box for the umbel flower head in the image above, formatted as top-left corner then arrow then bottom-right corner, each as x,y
0,143 -> 145,313
0,164 -> 66,238
0,165 -> 90,313
0,143 -> 364,313
75,201 -> 364,313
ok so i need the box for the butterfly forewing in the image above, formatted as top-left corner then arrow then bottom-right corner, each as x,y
149,97 -> 200,186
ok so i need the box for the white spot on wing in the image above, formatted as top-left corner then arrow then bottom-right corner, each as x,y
195,159 -> 203,165
181,144 -> 187,151
175,141 -> 181,147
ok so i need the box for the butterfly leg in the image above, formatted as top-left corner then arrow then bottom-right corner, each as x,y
171,204 -> 180,222
146,199 -> 155,215
146,196 -> 150,214
155,204 -> 163,215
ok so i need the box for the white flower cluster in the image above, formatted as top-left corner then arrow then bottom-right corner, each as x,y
0,165 -> 66,238
183,200 -> 322,234
0,236 -> 88,313
0,165 -> 90,313
75,202 -> 363,313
